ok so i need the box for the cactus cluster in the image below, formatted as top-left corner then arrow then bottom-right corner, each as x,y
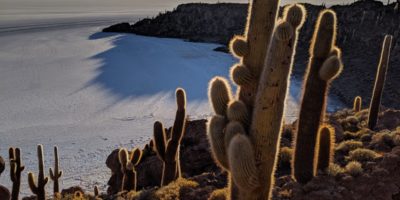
153,88 -> 187,186
208,2 -> 307,199
118,148 -> 143,192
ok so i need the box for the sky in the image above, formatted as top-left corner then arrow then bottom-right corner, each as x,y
0,0 -> 394,15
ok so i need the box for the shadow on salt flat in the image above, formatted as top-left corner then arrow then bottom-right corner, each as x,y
81,31 -> 236,102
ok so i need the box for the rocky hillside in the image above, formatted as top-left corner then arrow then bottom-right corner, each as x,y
103,0 -> 400,109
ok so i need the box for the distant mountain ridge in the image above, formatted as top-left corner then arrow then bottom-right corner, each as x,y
104,0 -> 400,109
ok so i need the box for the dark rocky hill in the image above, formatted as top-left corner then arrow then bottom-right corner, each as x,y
103,0 -> 400,109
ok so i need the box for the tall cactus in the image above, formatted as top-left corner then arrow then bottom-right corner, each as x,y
49,146 -> 62,195
293,10 -> 343,184
367,35 -> 393,130
9,147 -> 25,200
315,126 -> 335,172
153,88 -> 186,186
118,148 -> 142,191
208,4 -> 306,199
28,145 -> 49,200
353,96 -> 362,112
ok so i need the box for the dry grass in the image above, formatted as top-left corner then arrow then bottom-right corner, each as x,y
345,161 -> 363,177
327,163 -> 345,177
346,148 -> 380,162
336,140 -> 363,153
208,188 -> 228,200
279,147 -> 293,164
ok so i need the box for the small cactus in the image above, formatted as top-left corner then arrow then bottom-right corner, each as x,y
353,96 -> 362,112
315,126 -> 335,173
28,145 -> 49,200
94,185 -> 99,197
367,35 -> 393,130
118,148 -> 142,191
153,88 -> 187,186
49,146 -> 62,195
293,9 -> 343,184
9,147 -> 25,200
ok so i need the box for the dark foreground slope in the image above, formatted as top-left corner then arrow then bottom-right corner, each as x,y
105,108 -> 400,200
104,0 -> 400,109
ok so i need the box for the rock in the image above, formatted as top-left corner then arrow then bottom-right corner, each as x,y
61,186 -> 85,196
0,185 -> 10,200
106,119 -> 219,195
375,109 -> 400,131
0,156 -> 5,174
103,23 -> 132,33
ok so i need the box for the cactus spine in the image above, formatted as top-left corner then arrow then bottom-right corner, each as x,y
315,126 -> 335,172
49,146 -> 62,195
9,147 -> 25,200
367,35 -> 393,130
118,148 -> 142,191
353,96 -> 362,112
153,88 -> 186,186
293,10 -> 343,184
208,4 -> 306,199
28,144 -> 49,200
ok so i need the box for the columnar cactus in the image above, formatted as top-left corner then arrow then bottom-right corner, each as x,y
292,10 -> 343,184
153,88 -> 186,186
118,148 -> 142,191
49,146 -> 62,195
28,145 -> 49,200
367,35 -> 393,130
9,147 -> 25,200
353,96 -> 362,112
316,126 -> 335,172
208,4 -> 306,199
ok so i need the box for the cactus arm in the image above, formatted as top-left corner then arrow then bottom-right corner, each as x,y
208,77 -> 233,116
367,35 -> 393,130
228,134 -> 259,191
170,88 -> 186,142
293,10 -> 341,184
230,64 -> 253,86
130,148 -> 143,166
227,101 -> 249,126
28,172 -> 39,194
153,121 -> 166,161
207,115 -> 229,170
